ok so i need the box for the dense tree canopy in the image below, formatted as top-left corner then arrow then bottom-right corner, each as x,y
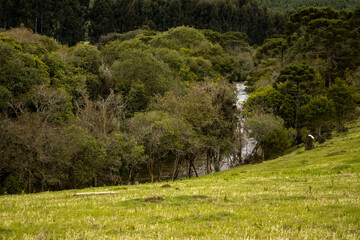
0,26 -> 246,194
0,5 -> 359,195
245,6 -> 360,150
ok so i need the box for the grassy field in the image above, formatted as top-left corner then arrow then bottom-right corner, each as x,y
1,121 -> 360,239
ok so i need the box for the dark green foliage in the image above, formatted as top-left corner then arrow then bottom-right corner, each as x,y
300,127 -> 314,150
2,174 -> 22,194
88,0 -> 287,45
275,64 -> 316,129
257,0 -> 359,13
263,127 -> 293,159
247,6 -> 360,148
0,0 -> 89,46
300,95 -> 335,138
0,86 -> 12,112
0,0 -> 287,45
63,125 -> 106,188
327,79 -> 358,132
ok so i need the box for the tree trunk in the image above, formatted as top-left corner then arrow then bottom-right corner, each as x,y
188,159 -> 192,178
172,155 -> 182,181
295,82 -> 300,130
190,159 -> 198,177
93,176 -> 97,187
147,159 -> 154,183
128,167 -> 139,185
317,126 -> 322,139
206,150 -> 211,174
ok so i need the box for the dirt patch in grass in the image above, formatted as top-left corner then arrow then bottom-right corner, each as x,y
192,196 -> 208,200
327,150 -> 347,156
144,196 -> 165,202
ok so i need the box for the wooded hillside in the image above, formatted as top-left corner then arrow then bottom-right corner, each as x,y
0,6 -> 359,195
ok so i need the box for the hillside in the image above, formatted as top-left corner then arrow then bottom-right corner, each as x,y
1,120 -> 359,239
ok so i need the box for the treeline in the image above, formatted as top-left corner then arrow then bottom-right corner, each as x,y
0,0 -> 287,45
257,0 -> 359,13
0,26 -> 250,194
244,6 -> 360,160
89,0 -> 287,45
0,0 -> 89,45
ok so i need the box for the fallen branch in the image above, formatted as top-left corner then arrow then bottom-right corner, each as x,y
73,191 -> 118,196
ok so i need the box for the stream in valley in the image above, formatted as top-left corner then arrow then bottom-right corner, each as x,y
136,82 -> 255,183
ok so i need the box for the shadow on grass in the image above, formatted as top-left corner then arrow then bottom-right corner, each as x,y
0,228 -> 12,234
119,195 -> 213,207
172,211 -> 239,223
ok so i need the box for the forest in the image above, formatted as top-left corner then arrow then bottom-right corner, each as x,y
1,0 -> 286,45
0,3 -> 360,194
257,0 -> 360,13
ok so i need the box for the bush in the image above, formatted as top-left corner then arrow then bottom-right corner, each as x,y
3,175 -> 22,194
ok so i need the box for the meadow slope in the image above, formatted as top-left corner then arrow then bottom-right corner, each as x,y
1,121 -> 360,239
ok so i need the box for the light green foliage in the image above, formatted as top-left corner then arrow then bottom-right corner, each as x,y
1,120 -> 359,239
101,38 -> 151,65
0,36 -> 22,50
20,41 -> 47,55
245,113 -> 284,144
151,47 -> 185,71
149,26 -> 207,50
42,52 -> 69,84
110,49 -> 172,113
245,112 -> 294,160
151,80 -> 238,173
38,36 -> 59,52
245,85 -> 283,113
0,40 -> 50,96
0,26 -> 246,192
127,110 -> 193,182
70,44 -> 101,75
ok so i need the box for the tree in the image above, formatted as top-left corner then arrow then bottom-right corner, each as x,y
88,0 -> 116,42
300,95 -> 335,139
0,39 -> 49,97
110,49 -> 172,113
255,36 -> 287,66
127,111 -> 187,183
245,112 -> 294,160
304,18 -> 360,85
275,64 -> 315,129
54,0 -> 89,45
327,79 -> 358,132
63,125 -> 106,188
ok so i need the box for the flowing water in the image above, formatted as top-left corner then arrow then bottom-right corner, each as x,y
136,82 -> 254,183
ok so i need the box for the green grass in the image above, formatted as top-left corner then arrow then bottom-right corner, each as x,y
1,121 -> 360,239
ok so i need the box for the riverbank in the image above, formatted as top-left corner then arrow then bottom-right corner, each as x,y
1,120 -> 359,239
